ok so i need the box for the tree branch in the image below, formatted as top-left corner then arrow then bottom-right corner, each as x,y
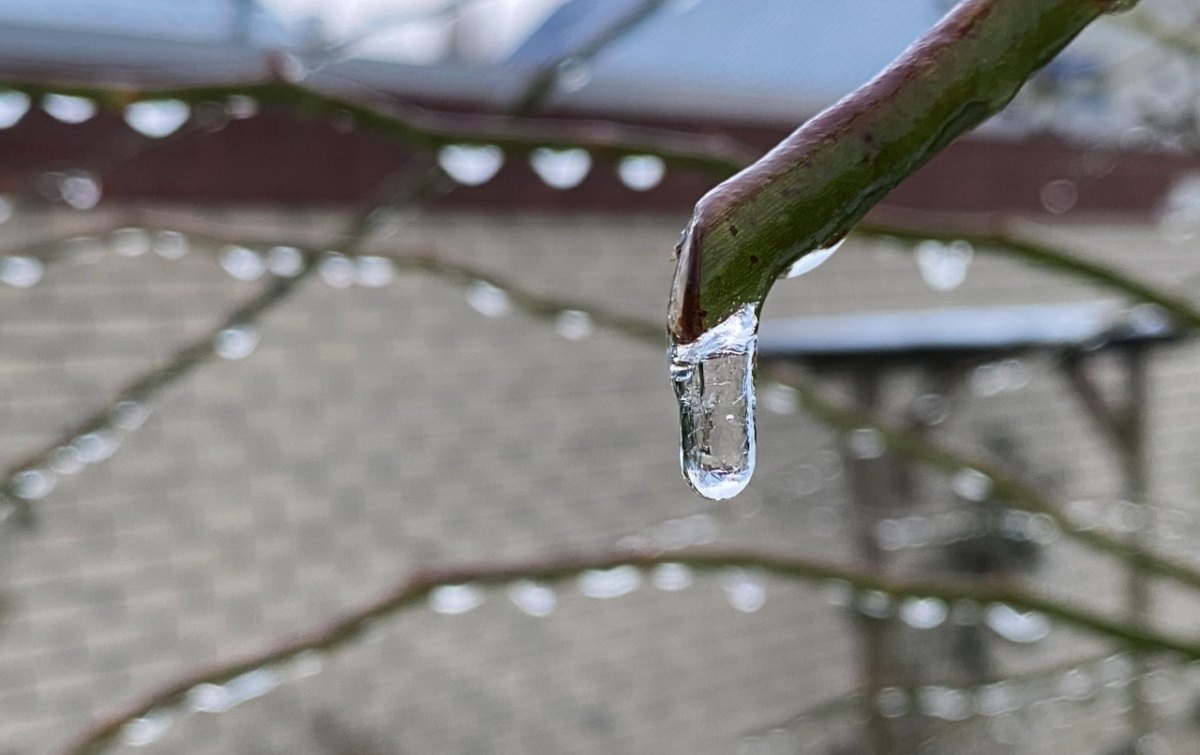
58,545 -> 1200,755
668,0 -> 1131,342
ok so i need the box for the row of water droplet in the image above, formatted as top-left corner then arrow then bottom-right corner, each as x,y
112,564 -> 778,748
745,653 -> 1197,755
2,399 -> 151,509
438,143 -> 667,192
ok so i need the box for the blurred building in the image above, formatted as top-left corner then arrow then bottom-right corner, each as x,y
2,1 -> 1200,754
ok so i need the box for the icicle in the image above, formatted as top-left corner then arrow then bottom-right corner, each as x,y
668,303 -> 758,500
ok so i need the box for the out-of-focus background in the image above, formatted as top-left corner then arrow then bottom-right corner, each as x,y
4,1 -> 1200,754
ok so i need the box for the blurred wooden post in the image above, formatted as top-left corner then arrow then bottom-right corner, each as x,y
844,369 -> 896,755
1062,345 -> 1152,737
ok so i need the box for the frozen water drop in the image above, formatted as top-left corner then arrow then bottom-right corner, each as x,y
0,256 -> 44,288
152,230 -> 189,260
952,468 -> 993,502
438,144 -> 504,186
429,584 -> 482,614
220,246 -> 265,281
1040,179 -> 1078,214
899,597 -> 948,629
466,281 -> 510,317
112,227 -> 150,257
530,147 -> 591,189
42,94 -> 96,124
186,683 -> 233,713
919,686 -> 972,721
73,431 -> 119,464
759,383 -> 798,415
985,603 -> 1050,643
266,246 -> 305,277
721,568 -> 766,613
1126,303 -> 1170,336
60,172 -> 101,210
124,100 -> 190,138
507,580 -> 556,617
617,155 -> 665,191
318,253 -> 355,288
847,427 -> 885,460
214,325 -> 259,360
916,239 -> 973,291
857,590 -> 894,619
111,400 -> 150,431
120,711 -> 174,747
976,681 -> 1020,717
11,469 -> 54,500
822,578 -> 853,607
355,256 -> 395,287
783,237 -> 845,278
578,565 -> 640,598
226,95 -> 258,119
651,562 -> 693,591
911,393 -> 950,425
1058,668 -> 1096,701
0,91 -> 31,128
555,310 -> 593,341
669,303 -> 757,500
877,687 -> 910,719
554,57 -> 592,92
223,668 -> 280,704
49,445 -> 85,475
283,650 -> 324,680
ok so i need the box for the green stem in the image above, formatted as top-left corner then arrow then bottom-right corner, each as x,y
668,0 -> 1131,342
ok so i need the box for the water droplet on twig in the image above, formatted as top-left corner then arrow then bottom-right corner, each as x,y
0,256 -> 44,288
429,584 -> 483,614
531,148 -> 591,189
438,144 -> 504,186
124,100 -> 190,138
42,94 -> 96,123
466,281 -> 510,317
617,155 -> 665,191
0,91 -> 30,128
214,325 -> 260,360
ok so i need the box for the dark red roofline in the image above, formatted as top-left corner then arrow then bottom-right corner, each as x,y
0,99 -> 1193,218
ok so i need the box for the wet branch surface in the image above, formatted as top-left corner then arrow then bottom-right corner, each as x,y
668,0 -> 1133,342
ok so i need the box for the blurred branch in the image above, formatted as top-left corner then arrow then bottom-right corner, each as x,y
0,259 -> 317,513
856,209 -> 1200,331
1120,7 -> 1200,57
58,545 -> 1200,755
667,0 -> 1130,342
8,219 -> 1200,593
508,0 -> 669,116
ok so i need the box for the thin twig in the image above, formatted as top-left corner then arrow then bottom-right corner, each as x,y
58,545 -> 1200,755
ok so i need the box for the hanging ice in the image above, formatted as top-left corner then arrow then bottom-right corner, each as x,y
668,303 -> 758,500
783,237 -> 845,278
